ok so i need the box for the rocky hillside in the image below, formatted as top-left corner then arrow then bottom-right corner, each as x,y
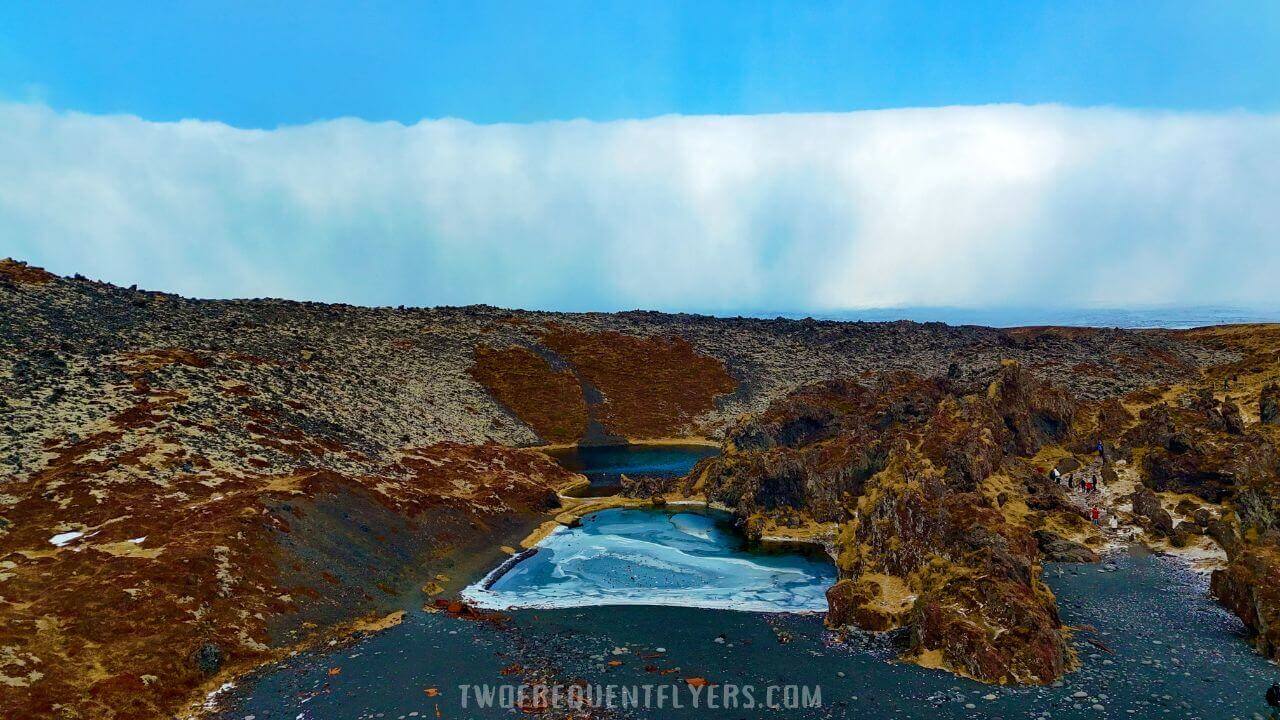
632,328 -> 1280,684
0,257 -> 1266,718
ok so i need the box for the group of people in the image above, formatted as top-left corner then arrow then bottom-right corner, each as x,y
1047,463 -> 1114,528
1048,466 -> 1104,494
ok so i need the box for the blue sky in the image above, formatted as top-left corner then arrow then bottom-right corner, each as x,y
1,3 -> 1279,315
3,1 -> 1278,127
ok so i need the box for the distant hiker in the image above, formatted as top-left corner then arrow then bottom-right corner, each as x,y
1096,440 -> 1108,464
1108,515 -> 1119,530
1091,507 -> 1101,526
1223,377 -> 1230,392
1050,467 -> 1061,485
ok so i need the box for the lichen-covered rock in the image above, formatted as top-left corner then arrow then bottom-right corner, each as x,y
689,374 -> 955,521
1032,530 -> 1099,563
1211,545 -> 1280,660
1206,517 -> 1241,558
823,578 -> 904,631
910,571 -> 1068,685
834,440 -> 1071,684
693,364 -> 1083,684
1261,383 -> 1280,425
1131,488 -> 1175,535
1123,397 -> 1279,503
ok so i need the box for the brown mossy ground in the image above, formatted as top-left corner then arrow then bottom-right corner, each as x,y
469,324 -> 739,442
0,346 -> 578,720
469,344 -> 587,443
0,258 -> 55,286
538,324 -> 738,439
4,261 -> 1278,714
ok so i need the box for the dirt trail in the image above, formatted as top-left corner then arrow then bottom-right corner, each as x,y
1057,456 -> 1226,571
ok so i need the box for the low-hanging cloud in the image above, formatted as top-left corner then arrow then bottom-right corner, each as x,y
1,102 -> 1277,313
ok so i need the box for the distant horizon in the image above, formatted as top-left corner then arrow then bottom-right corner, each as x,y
13,255 -> 1280,330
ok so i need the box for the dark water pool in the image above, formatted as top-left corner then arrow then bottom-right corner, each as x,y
215,543 -> 1279,720
544,443 -> 720,496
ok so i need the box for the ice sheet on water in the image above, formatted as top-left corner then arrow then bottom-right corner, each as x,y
463,509 -> 835,613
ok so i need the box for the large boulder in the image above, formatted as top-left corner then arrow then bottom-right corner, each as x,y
824,577 -> 902,632
1131,488 -> 1175,535
909,572 -> 1069,685
1205,517 -> 1241,558
1261,384 -> 1280,425
1211,545 -> 1280,660
1033,530 -> 1099,563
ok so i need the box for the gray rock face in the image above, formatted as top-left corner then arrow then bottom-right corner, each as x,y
1131,488 -> 1175,535
191,642 -> 223,676
1262,383 -> 1280,425
1033,529 -> 1100,563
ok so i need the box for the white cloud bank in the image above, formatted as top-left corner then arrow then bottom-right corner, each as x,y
1,102 -> 1277,312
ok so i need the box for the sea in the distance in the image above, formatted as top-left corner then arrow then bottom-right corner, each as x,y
742,306 -> 1280,329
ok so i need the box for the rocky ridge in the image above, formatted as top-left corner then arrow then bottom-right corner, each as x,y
633,324 -> 1280,684
0,258 -> 1273,718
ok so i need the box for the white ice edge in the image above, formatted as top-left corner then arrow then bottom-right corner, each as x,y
463,524 -> 569,591
458,586 -> 827,614
459,510 -> 831,614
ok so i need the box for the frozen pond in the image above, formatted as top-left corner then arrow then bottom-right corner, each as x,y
462,508 -> 836,612
216,548 -> 1280,720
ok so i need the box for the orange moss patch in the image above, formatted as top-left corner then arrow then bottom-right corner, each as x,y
119,348 -> 211,373
469,345 -> 589,443
0,258 -> 55,286
539,325 -> 736,439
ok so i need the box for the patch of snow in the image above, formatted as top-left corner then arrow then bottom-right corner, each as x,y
48,531 -> 84,547
203,681 -> 235,710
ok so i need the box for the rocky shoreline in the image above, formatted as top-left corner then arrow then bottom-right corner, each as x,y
2,258 -> 1278,718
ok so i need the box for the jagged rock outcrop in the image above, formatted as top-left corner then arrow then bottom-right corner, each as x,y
1211,545 -> 1280,659
683,374 -> 955,522
1033,530 -> 1099,563
0,260 -> 1270,716
1262,383 -> 1280,425
836,442 -> 1071,684
1122,391 -> 1279,503
674,363 -> 1084,684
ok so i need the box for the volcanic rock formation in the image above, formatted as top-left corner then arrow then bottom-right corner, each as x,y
4,258 -> 1280,717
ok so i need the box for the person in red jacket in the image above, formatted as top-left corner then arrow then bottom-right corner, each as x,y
1090,506 -> 1101,525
